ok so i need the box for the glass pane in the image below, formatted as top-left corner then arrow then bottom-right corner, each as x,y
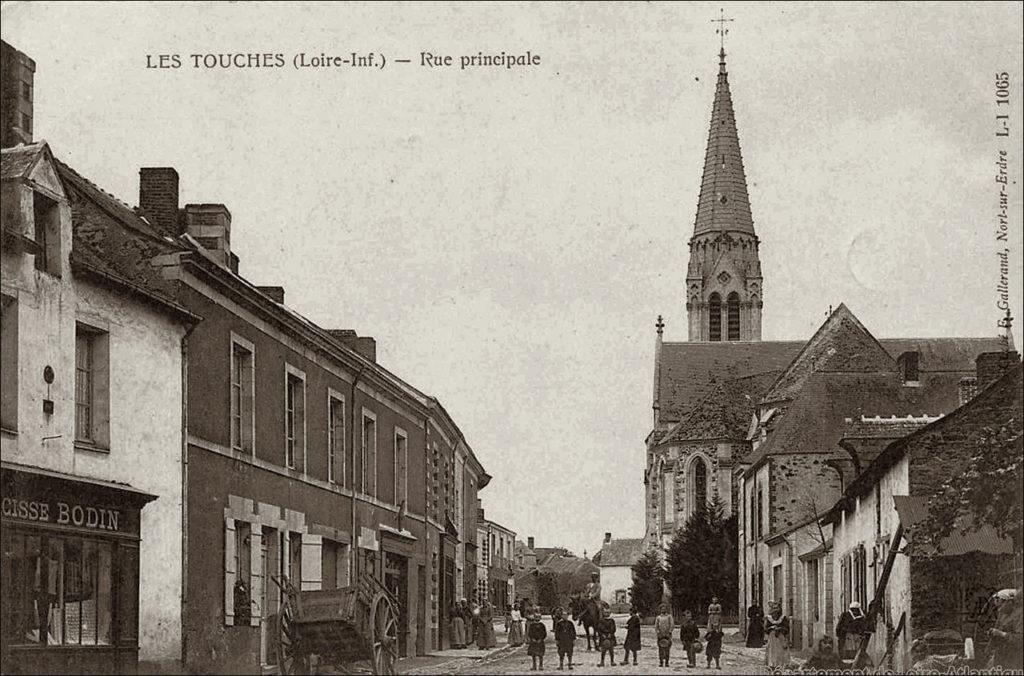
96,542 -> 112,645
118,546 -> 139,642
81,540 -> 98,645
64,538 -> 83,645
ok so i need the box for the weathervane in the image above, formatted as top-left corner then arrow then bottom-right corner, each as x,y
712,8 -> 735,53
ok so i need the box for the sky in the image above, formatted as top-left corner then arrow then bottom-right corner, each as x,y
3,1 -> 1022,558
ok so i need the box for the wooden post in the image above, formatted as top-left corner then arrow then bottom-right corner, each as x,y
853,523 -> 904,669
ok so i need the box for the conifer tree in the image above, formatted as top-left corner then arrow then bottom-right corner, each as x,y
664,496 -> 738,621
629,548 -> 665,616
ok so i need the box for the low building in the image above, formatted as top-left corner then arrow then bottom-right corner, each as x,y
823,355 -> 1021,672
593,533 -> 645,608
476,514 -> 516,611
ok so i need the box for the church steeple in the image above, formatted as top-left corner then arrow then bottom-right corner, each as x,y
686,47 -> 763,342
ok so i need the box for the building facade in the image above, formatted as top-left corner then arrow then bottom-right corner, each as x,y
1,135 -> 193,673
476,516 -> 516,611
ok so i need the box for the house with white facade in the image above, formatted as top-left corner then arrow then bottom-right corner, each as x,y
594,533 -> 645,609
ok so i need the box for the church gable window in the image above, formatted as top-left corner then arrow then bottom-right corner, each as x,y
693,458 -> 708,512
709,293 -> 722,341
727,292 -> 741,341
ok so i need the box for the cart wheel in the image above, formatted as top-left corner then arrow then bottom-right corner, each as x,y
370,592 -> 399,675
277,599 -> 309,675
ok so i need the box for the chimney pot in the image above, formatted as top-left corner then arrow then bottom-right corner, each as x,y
139,167 -> 181,235
604,532 -> 612,543
257,286 -> 285,304
327,329 -> 377,362
184,203 -> 232,267
527,536 -> 535,550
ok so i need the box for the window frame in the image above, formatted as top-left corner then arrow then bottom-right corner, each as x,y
394,427 -> 408,507
74,322 -> 110,451
727,292 -> 741,341
283,364 -> 307,471
361,409 -> 378,496
708,293 -> 723,341
327,390 -> 346,485
229,333 -> 256,455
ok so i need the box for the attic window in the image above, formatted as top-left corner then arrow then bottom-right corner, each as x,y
899,351 -> 920,385
32,191 -> 61,277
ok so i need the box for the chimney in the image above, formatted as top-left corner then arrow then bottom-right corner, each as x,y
139,168 -> 181,235
257,286 -> 285,304
604,532 -> 612,544
976,350 -> 1021,390
327,329 -> 377,362
527,536 -> 535,550
184,203 -> 232,267
1,41 -> 36,148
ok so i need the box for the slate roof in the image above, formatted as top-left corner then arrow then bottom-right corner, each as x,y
596,538 -> 645,568
840,415 -> 940,440
693,50 -> 755,238
54,158 -> 192,318
823,362 -> 1023,527
660,370 -> 780,444
657,341 -> 804,423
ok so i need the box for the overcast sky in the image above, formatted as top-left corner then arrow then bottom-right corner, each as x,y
3,1 -> 1021,558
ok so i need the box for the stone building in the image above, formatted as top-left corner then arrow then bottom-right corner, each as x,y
593,533 -> 646,608
2,131 -> 195,673
476,514 -> 516,610
823,356 -> 1020,672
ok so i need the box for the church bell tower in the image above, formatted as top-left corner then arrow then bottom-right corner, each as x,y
686,48 -> 763,342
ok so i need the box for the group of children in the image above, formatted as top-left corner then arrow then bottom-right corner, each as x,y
521,597 -> 726,670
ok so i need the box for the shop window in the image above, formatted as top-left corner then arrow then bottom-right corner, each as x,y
394,428 -> 408,506
33,191 -> 62,277
328,392 -> 345,485
75,324 -> 110,451
284,365 -> 306,470
0,532 -> 114,646
1,294 -> 17,433
229,335 -> 255,454
361,411 -> 377,496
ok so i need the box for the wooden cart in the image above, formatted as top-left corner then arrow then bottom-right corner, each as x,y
270,572 -> 399,675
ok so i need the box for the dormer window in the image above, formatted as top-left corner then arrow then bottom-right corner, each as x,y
898,351 -> 920,385
32,191 -> 61,277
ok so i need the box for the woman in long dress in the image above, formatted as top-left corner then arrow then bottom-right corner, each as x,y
478,601 -> 497,649
450,602 -> 467,648
763,601 -> 791,669
507,608 -> 525,646
745,603 -> 764,648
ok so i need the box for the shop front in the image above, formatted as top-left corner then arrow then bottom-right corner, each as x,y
0,463 -> 156,675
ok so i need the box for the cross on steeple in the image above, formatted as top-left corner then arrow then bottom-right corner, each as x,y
711,8 -> 735,52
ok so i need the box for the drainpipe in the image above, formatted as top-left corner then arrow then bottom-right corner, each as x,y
180,320 -> 197,669
350,366 -> 366,583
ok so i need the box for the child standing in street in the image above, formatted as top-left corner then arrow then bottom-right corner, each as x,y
596,606 -> 618,667
679,609 -> 701,668
623,607 -> 641,666
554,608 -> 578,670
655,603 -> 674,667
526,611 -> 547,671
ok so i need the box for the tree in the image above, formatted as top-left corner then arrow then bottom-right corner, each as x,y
629,548 -> 664,616
664,496 -> 738,621
913,422 -> 1023,554
536,570 -> 559,612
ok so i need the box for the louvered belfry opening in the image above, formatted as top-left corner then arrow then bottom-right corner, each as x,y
709,293 -> 722,341
728,292 -> 741,340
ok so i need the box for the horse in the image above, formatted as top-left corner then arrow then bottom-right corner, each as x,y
569,594 -> 603,651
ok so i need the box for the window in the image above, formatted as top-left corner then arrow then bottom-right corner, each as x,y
0,532 -> 114,646
321,539 -> 351,589
229,336 -> 254,454
693,458 -> 708,512
361,411 -> 377,495
284,366 -> 306,470
1,295 -> 17,432
727,292 -> 740,341
899,351 -> 920,384
22,81 -> 33,102
756,488 -> 764,540
394,429 -> 408,506
233,523 -> 252,624
874,484 -> 882,537
708,293 -> 722,341
75,325 -> 110,449
21,112 -> 32,136
33,192 -> 60,276
663,469 -> 675,523
328,393 -> 345,485
807,558 -> 820,621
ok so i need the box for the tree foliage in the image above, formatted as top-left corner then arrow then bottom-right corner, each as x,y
664,496 -> 738,621
537,570 -> 560,611
914,422 -> 1023,553
629,548 -> 664,616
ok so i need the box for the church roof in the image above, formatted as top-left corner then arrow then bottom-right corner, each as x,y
692,50 -> 755,238
659,370 -> 780,444
656,341 -> 804,423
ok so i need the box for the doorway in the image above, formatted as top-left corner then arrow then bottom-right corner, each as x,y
384,552 -> 408,657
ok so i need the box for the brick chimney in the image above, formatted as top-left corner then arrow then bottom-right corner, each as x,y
184,203 -> 232,267
257,286 -> 285,304
976,350 -> 1021,390
604,532 -> 612,544
527,536 -> 535,550
1,41 -> 36,148
139,168 -> 181,235
327,329 -> 377,362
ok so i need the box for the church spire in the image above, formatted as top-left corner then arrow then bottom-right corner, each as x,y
693,47 -> 755,238
685,45 -> 764,342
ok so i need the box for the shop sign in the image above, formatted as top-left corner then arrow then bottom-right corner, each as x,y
1,496 -> 122,532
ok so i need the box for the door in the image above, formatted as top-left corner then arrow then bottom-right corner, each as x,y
384,552 -> 408,657
416,565 -> 427,656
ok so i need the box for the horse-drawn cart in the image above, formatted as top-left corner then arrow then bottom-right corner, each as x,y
270,571 -> 399,675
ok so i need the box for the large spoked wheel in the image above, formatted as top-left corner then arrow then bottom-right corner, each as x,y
370,593 -> 399,675
276,599 -> 309,675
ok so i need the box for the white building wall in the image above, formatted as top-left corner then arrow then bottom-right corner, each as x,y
599,565 -> 633,606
